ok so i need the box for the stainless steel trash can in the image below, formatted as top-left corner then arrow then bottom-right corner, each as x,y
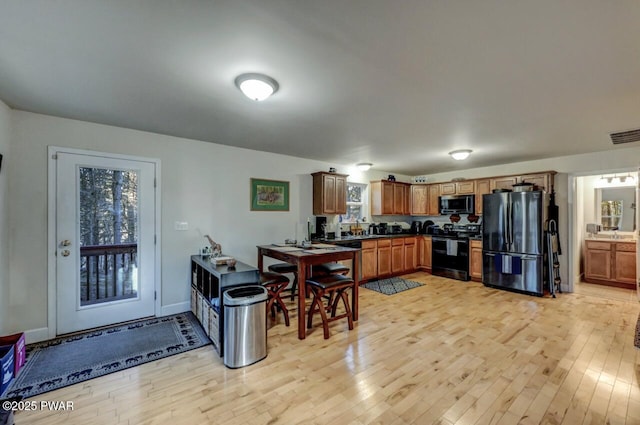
223,285 -> 268,368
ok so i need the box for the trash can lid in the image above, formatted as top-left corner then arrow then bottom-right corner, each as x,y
223,285 -> 267,305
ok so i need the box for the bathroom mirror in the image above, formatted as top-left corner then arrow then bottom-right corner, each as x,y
595,186 -> 636,232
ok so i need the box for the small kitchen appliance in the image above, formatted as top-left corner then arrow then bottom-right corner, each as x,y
410,221 -> 421,234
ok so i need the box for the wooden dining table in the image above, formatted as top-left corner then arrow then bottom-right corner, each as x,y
257,243 -> 360,339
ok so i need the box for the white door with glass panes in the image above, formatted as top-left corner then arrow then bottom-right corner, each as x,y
54,149 -> 157,334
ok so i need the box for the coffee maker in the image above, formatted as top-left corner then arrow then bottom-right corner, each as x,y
410,221 -> 421,234
314,216 -> 327,239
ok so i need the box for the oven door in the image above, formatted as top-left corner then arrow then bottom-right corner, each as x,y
432,237 -> 470,281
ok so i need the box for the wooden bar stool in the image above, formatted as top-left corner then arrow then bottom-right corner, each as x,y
312,262 -> 350,276
268,262 -> 299,301
306,274 -> 355,339
260,271 -> 290,326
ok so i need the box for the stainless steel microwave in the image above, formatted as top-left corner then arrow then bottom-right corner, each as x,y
439,194 -> 475,215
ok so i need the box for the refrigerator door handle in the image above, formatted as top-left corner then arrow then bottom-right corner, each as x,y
519,255 -> 539,261
506,201 -> 512,249
502,202 -> 509,250
510,200 -> 514,250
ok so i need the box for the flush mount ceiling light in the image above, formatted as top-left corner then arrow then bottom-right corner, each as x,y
449,149 -> 472,160
356,162 -> 373,171
234,73 -> 279,101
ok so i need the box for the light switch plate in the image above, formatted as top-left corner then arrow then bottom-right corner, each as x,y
175,221 -> 188,231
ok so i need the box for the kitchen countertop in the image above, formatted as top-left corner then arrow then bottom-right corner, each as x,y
313,233 -> 427,244
584,237 -> 636,242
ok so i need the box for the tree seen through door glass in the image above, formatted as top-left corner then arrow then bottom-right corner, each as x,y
79,167 -> 139,305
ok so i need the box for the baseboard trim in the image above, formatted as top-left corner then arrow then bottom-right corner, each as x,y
160,302 -> 190,317
24,327 -> 50,344
23,304 -> 190,344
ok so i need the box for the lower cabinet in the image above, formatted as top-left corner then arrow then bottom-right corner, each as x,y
391,238 -> 405,274
377,239 -> 392,276
404,237 -> 417,271
615,249 -> 636,284
469,239 -> 483,280
361,240 -> 378,280
584,240 -> 636,288
418,236 -> 432,270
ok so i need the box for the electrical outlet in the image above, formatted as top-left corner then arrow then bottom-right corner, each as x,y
175,221 -> 188,231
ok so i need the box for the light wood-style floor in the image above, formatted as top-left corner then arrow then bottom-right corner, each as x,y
15,273 -> 640,425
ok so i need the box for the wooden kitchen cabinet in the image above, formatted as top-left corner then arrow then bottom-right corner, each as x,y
418,236 -> 432,270
440,182 -> 456,195
371,180 -> 410,215
614,243 -> 636,285
410,185 -> 429,215
391,238 -> 405,274
403,237 -> 417,271
397,182 -> 410,214
469,239 -> 483,281
427,184 -> 440,215
475,179 -> 491,215
519,173 -> 554,192
312,172 -> 348,215
584,241 -> 612,281
584,240 -> 635,288
377,238 -> 392,276
361,240 -> 378,280
490,172 -> 556,193
440,181 -> 475,195
456,181 -> 475,194
403,184 -> 411,215
491,176 -> 518,191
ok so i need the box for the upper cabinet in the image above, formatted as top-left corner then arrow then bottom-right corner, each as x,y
440,181 -> 475,195
490,172 -> 555,192
410,185 -> 429,215
475,179 -> 491,215
371,180 -> 410,215
428,184 -> 440,215
312,172 -> 348,215
408,171 -> 556,216
490,176 -> 517,191
518,173 -> 554,192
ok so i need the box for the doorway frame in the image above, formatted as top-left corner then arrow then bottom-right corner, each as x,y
47,146 -> 162,338
567,167 -> 638,298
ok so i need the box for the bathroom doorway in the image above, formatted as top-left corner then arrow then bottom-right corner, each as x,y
570,170 -> 638,302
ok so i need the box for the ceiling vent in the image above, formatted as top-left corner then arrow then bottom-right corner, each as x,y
610,128 -> 640,145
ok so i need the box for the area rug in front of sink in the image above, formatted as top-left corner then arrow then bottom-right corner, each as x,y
2,312 -> 210,399
362,277 -> 424,295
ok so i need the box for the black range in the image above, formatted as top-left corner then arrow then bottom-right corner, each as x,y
431,224 -> 481,281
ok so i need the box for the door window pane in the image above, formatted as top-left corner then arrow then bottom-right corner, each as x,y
79,167 -> 139,306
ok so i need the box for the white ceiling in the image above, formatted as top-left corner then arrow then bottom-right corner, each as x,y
1,1 -> 639,175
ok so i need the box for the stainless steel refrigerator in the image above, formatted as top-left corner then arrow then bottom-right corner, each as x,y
482,191 -> 548,296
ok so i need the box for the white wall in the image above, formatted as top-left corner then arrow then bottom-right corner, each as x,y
7,111 -> 405,338
0,100 -> 10,334
6,109 -> 640,336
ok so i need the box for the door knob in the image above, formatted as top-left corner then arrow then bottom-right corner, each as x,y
60,240 -> 71,247
61,250 -> 71,257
